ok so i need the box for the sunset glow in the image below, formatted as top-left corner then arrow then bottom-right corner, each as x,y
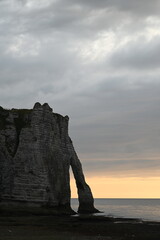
70,176 -> 160,198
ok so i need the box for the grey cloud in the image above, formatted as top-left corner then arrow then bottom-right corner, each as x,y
109,0 -> 160,16
69,79 -> 160,164
83,159 -> 160,174
0,0 -> 147,40
109,36 -> 160,70
65,0 -> 160,16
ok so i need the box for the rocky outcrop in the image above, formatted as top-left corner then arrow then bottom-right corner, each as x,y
0,103 -> 98,214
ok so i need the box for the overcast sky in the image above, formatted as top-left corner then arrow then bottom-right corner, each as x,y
1,0 -> 160,179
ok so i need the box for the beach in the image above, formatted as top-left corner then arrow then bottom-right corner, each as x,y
0,213 -> 160,240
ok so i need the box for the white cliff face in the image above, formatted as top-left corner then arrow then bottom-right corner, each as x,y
0,103 -> 98,214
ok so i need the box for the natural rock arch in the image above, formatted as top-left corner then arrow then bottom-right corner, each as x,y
0,103 -> 98,214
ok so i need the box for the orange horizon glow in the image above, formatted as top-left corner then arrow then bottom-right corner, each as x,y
70,176 -> 160,199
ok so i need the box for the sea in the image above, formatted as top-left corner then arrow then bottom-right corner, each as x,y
71,198 -> 160,222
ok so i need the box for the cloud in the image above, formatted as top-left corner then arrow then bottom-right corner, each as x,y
70,80 -> 160,168
83,159 -> 160,177
109,36 -> 160,70
65,0 -> 160,17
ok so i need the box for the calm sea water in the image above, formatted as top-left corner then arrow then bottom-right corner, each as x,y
71,198 -> 160,222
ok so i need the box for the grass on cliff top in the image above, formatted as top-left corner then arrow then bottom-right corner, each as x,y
0,107 -> 32,130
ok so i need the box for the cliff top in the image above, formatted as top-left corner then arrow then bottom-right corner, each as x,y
0,102 -> 69,131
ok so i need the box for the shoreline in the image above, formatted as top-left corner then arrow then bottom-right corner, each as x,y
71,198 -> 160,223
0,213 -> 160,240
89,212 -> 160,224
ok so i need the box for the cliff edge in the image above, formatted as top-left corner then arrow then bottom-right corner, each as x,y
0,103 -> 98,214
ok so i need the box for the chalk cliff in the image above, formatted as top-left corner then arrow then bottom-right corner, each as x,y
0,103 -> 98,214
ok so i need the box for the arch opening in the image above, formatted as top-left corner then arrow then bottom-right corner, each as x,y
69,167 -> 78,212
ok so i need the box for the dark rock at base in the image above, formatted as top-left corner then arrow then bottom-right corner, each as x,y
78,204 -> 100,214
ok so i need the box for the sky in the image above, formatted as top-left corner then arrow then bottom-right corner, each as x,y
1,0 -> 160,198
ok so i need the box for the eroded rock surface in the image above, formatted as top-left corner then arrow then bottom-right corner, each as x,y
0,103 -> 98,214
